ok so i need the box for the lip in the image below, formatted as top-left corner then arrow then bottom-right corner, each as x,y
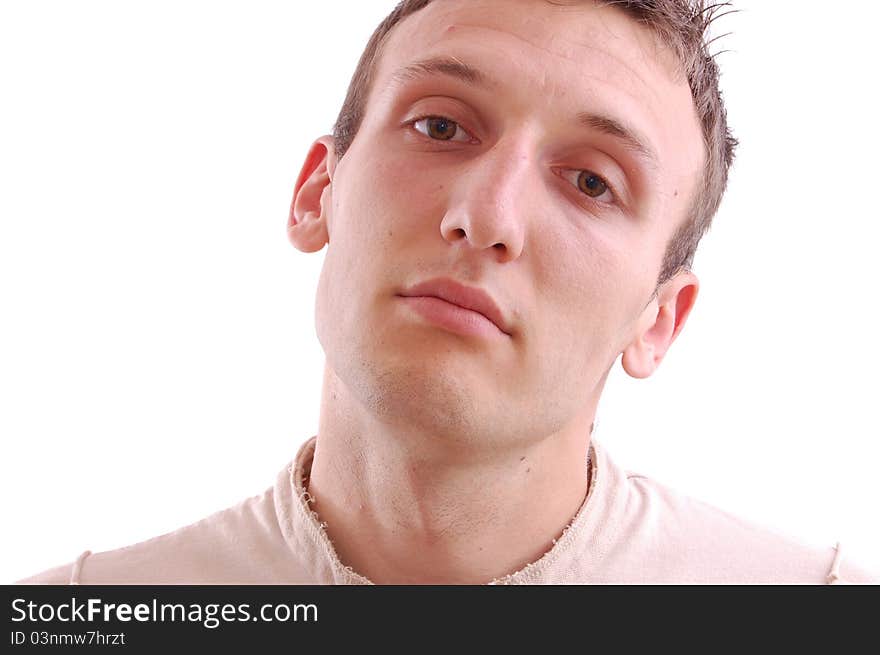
397,277 -> 512,337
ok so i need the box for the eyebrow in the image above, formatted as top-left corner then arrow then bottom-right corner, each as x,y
389,56 -> 661,172
390,56 -> 488,88
576,112 -> 660,173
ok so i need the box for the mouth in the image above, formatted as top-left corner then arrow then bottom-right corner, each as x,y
396,277 -> 512,339
396,295 -> 509,339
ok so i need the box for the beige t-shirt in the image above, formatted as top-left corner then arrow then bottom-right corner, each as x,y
16,435 -> 877,584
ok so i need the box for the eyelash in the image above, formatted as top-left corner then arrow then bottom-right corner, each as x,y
405,113 -> 620,208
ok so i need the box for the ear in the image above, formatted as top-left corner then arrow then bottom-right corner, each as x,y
287,135 -> 338,253
621,270 -> 699,379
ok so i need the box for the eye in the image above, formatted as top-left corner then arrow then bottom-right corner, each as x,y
411,116 -> 473,143
559,169 -> 616,204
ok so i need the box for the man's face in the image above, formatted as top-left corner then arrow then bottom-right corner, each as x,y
310,0 -> 704,452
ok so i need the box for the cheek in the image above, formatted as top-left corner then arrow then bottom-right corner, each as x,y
542,223 -> 627,307
530,224 -> 651,359
373,151 -> 450,227
318,149 -> 449,323
336,149 -> 450,246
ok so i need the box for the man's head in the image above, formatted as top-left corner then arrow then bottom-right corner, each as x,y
288,0 -> 736,455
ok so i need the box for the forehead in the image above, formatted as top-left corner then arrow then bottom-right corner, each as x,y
369,0 -> 704,195
380,0 -> 680,91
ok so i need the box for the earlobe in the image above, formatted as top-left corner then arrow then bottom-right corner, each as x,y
287,136 -> 337,253
621,272 -> 699,379
621,336 -> 656,379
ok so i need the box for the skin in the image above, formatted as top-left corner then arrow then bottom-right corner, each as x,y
287,0 -> 704,584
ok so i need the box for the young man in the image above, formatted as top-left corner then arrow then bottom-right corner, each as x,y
19,0 -> 877,584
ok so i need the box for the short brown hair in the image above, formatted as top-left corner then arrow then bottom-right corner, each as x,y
332,0 -> 738,286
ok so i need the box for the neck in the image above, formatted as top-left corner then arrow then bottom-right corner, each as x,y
306,366 -> 596,584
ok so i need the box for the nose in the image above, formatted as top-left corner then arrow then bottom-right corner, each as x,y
439,138 -> 531,262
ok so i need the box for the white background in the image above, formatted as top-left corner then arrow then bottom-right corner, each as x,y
2,0 -> 878,583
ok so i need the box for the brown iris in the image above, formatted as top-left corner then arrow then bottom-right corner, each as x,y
426,117 -> 458,140
577,172 -> 608,198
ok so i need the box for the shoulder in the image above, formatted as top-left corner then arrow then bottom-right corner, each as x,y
615,470 -> 878,584
16,559 -> 81,585
16,482 -> 307,585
